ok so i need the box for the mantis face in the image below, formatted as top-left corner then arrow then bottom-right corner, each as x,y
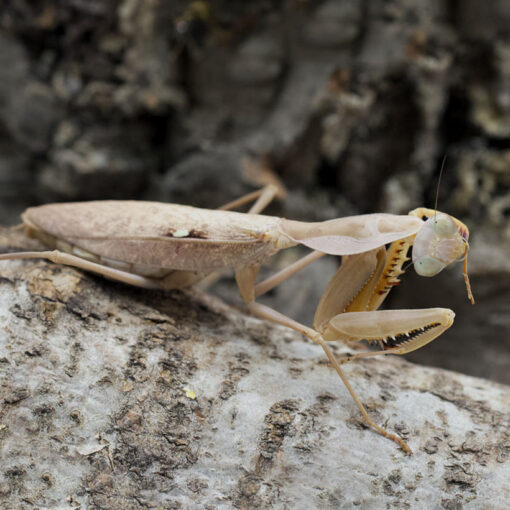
412,212 -> 474,304
412,213 -> 468,276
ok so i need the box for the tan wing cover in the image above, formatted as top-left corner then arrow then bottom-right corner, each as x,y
22,201 -> 281,272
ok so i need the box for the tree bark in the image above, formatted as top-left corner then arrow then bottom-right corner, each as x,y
0,228 -> 508,509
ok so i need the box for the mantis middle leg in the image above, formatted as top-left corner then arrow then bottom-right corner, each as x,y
198,184 -> 285,290
218,184 -> 282,214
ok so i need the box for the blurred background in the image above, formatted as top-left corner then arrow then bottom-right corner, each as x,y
0,1 -> 508,383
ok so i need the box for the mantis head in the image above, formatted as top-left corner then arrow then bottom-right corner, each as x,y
412,212 -> 474,304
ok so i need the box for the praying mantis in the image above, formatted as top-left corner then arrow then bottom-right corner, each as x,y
0,184 -> 474,454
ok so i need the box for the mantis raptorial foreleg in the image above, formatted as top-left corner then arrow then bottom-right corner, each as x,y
236,240 -> 455,454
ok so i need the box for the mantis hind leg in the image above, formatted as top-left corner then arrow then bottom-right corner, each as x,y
0,250 -> 164,290
0,249 -> 211,291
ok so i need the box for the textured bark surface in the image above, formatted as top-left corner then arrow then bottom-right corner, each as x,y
0,229 -> 509,509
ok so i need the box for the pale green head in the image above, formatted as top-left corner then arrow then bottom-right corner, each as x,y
412,213 -> 468,277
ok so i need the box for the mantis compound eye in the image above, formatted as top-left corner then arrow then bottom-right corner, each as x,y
414,255 -> 446,277
432,215 -> 458,237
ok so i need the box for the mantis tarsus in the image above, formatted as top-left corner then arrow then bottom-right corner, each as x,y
0,184 -> 474,454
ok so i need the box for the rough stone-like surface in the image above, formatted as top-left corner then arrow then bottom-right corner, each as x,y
1,229 -> 509,509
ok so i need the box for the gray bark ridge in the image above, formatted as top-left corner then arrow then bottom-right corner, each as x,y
0,228 -> 509,509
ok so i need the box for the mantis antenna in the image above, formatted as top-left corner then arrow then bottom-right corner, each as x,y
400,155 -> 448,276
434,154 -> 475,304
433,154 -> 447,224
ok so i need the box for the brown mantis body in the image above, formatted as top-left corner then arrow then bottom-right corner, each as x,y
0,185 -> 474,454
